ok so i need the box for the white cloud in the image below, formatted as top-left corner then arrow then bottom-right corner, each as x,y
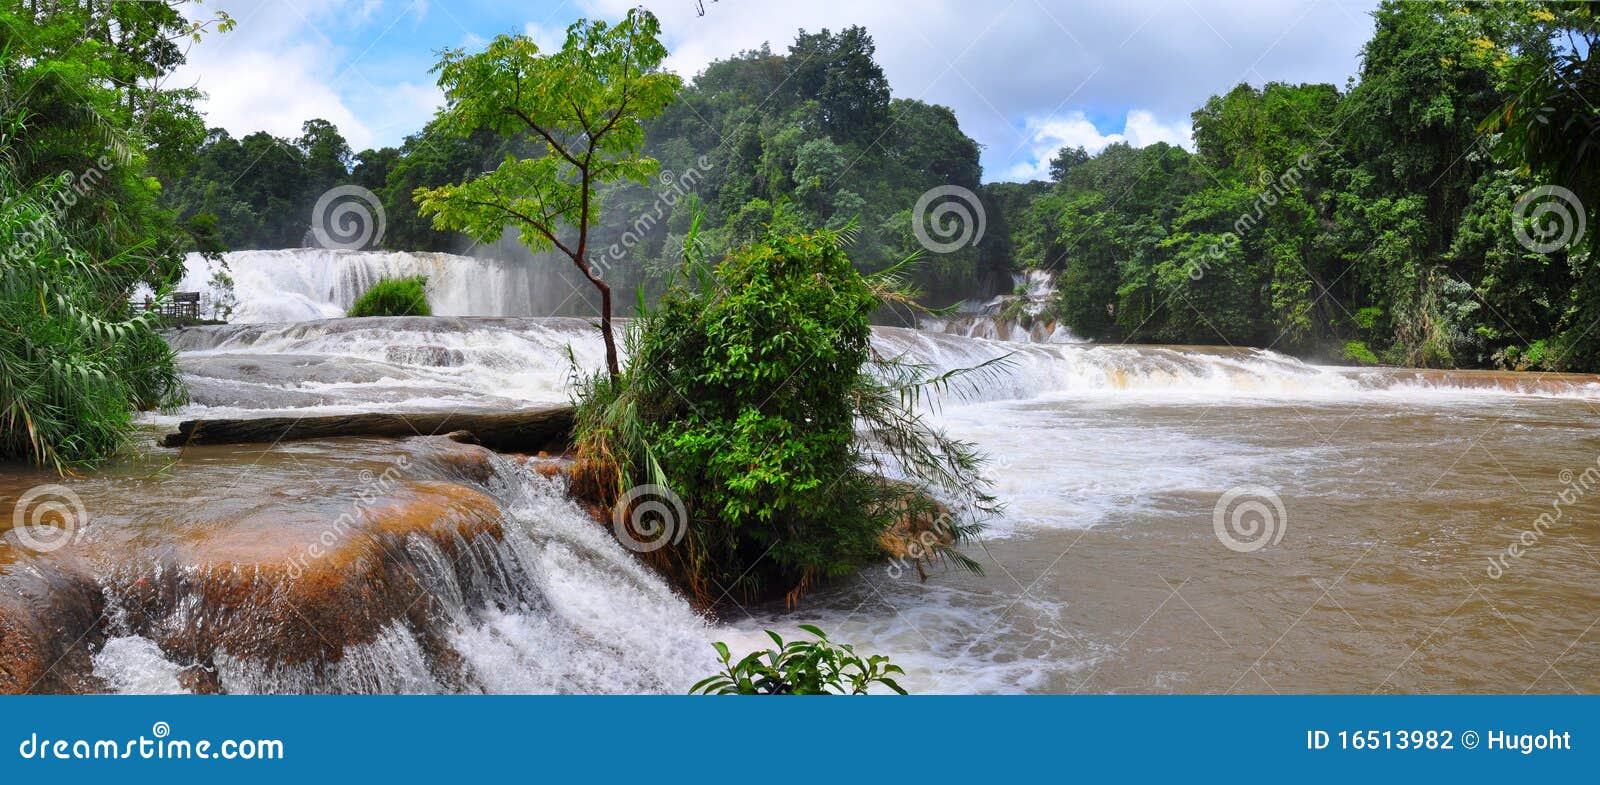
523,21 -> 566,53
176,1 -> 385,148
1004,110 -> 1193,181
178,0 -> 1379,176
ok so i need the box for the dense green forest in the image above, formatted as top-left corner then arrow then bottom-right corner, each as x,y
164,2 -> 1599,371
1003,1 -> 1599,371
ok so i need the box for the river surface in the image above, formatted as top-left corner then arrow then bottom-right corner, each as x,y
4,250 -> 1599,693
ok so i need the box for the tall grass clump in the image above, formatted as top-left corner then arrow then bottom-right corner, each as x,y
348,275 -> 432,317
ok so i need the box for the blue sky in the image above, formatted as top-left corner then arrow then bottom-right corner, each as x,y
178,0 -> 1380,182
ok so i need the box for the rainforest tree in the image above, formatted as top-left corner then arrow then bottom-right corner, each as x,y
416,9 -> 682,380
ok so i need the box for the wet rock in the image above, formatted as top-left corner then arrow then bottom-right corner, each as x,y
385,345 -> 465,367
106,480 -> 506,671
0,550 -> 106,694
160,406 -> 575,454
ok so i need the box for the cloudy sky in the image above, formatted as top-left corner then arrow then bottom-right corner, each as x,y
176,0 -> 1380,182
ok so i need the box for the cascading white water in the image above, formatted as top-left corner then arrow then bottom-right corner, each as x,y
88,452 -> 719,695
111,248 -> 1600,695
160,316 -> 1600,426
920,269 -> 1088,344
175,249 -> 592,323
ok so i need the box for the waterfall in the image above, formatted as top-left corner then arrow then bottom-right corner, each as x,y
920,269 -> 1088,344
159,317 -> 1600,427
82,449 -> 719,695
175,249 -> 594,323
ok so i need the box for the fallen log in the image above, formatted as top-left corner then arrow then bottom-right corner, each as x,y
160,407 -> 575,454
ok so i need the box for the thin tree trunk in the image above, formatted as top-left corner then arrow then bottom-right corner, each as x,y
573,158 -> 620,381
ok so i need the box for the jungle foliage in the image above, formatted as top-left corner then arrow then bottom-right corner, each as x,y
1004,1 -> 1600,371
0,0 -> 222,466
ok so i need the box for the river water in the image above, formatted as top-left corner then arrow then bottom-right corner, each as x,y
4,250 -> 1598,693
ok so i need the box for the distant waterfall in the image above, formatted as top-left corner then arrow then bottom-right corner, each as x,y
919,269 -> 1087,344
176,249 -> 593,323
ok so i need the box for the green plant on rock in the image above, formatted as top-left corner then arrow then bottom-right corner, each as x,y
573,209 -> 1000,607
690,626 -> 907,695
347,275 -> 431,317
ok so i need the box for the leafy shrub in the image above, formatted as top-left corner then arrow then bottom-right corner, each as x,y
690,626 -> 907,695
348,275 -> 431,317
1341,340 -> 1379,366
0,165 -> 183,468
574,215 -> 998,606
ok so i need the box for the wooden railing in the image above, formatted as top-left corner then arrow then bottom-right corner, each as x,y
130,292 -> 204,320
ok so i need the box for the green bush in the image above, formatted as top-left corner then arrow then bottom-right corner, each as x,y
574,218 -> 998,606
347,275 -> 431,317
1341,340 -> 1380,366
691,626 -> 906,695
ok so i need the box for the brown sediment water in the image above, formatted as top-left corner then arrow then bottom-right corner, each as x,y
763,389 -> 1600,693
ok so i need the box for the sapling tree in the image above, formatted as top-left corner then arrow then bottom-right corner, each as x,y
416,9 -> 681,380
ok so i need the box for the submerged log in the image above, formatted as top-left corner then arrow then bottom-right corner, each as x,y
161,407 -> 575,454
